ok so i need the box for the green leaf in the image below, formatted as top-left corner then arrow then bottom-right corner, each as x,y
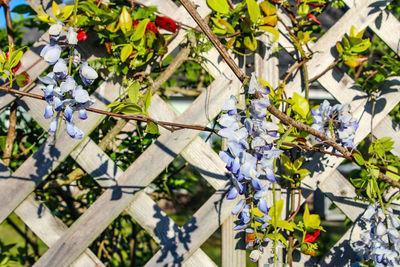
260,1 -> 276,16
143,89 -> 152,111
206,0 -> 230,14
336,41 -> 343,55
349,39 -> 371,53
297,3 -> 309,17
132,6 -> 157,20
265,233 -> 288,246
131,19 -> 149,41
297,169 -> 310,180
268,199 -> 284,225
280,153 -> 294,174
16,72 -> 31,87
244,34 -> 257,51
12,4 -> 36,15
10,50 -> 23,69
303,204 -> 322,232
259,26 -> 279,41
276,220 -> 295,231
145,122 -> 159,134
292,92 -> 309,119
352,151 -> 365,166
52,1 -> 60,16
0,136 -> 6,152
37,6 -> 56,23
246,0 -> 261,24
128,81 -> 140,104
293,156 -> 305,170
120,6 -> 133,35
57,5 -> 74,21
386,166 -> 400,181
350,178 -> 365,188
117,103 -> 143,114
120,44 -> 133,62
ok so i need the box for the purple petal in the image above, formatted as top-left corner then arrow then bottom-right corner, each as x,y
78,109 -> 87,120
44,105 -> 54,119
64,106 -> 73,122
252,177 -> 262,191
258,198 -> 268,214
49,117 -> 58,133
227,187 -> 238,200
231,199 -> 245,215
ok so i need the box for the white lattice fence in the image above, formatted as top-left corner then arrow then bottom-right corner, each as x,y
0,0 -> 399,266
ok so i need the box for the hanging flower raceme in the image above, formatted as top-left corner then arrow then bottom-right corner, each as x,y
352,204 -> 400,266
218,73 -> 282,260
39,21 -> 97,139
311,100 -> 358,148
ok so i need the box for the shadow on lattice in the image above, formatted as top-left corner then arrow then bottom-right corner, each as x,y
90,213 -> 160,266
0,105 -> 48,171
0,212 -> 48,265
148,155 -> 216,227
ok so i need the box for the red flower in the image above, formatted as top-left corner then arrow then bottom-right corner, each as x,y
132,19 -> 139,28
304,230 -> 321,243
307,14 -> 321,26
155,16 -> 177,33
146,21 -> 158,33
77,30 -> 87,41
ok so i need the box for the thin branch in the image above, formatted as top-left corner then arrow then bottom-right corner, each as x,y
0,85 -> 218,134
281,58 -> 308,85
2,0 -> 17,167
287,187 -> 301,222
179,0 -> 247,82
309,58 -> 342,83
164,86 -> 200,96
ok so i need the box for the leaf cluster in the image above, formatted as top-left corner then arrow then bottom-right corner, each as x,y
207,0 -> 279,52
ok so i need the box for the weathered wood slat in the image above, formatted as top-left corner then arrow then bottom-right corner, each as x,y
0,77 -> 123,224
318,215 -> 366,266
14,193 -> 105,267
0,156 -> 104,267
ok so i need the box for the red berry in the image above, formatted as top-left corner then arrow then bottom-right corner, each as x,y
155,16 -> 177,33
146,21 -> 158,33
132,19 -> 139,28
77,30 -> 87,41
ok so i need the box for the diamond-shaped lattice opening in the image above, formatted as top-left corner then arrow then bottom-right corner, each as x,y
89,213 -> 160,266
149,155 -> 216,227
200,225 -> 221,265
35,156 -> 104,226
0,105 -> 48,171
0,212 -> 48,265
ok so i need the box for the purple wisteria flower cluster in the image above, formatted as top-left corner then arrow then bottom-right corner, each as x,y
39,22 -> 98,139
218,73 -> 283,260
353,204 -> 400,266
311,100 -> 358,148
